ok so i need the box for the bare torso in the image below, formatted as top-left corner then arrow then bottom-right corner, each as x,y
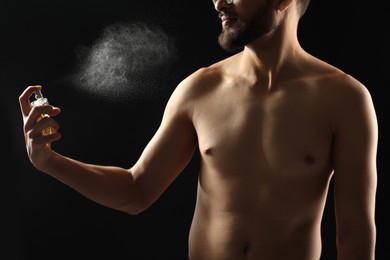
18,2 -> 376,258
186,53 -> 339,260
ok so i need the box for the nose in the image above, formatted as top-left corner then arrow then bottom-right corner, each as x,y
212,0 -> 234,11
212,0 -> 234,3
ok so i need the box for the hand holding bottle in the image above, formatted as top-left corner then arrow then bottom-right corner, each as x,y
19,85 -> 62,169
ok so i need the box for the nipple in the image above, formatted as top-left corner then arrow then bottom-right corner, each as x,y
204,148 -> 212,155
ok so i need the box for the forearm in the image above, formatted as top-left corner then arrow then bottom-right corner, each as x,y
38,151 -> 144,215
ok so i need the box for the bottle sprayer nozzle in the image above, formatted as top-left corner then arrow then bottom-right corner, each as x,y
31,90 -> 48,107
34,90 -> 44,100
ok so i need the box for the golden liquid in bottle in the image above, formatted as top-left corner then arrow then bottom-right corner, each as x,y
31,90 -> 56,136
36,114 -> 56,136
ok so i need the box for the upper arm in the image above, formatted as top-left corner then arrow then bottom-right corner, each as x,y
129,75 -> 199,209
331,75 -> 378,255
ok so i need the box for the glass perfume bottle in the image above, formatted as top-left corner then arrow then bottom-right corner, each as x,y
30,90 -> 56,136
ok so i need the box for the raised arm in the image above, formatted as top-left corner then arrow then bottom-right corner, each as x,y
19,83 -> 197,215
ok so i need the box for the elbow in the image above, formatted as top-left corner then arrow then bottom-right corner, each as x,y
118,196 -> 153,216
113,170 -> 159,216
122,209 -> 144,216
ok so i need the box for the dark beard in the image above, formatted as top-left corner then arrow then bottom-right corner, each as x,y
218,1 -> 276,52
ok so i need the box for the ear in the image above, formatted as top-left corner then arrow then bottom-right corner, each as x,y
277,0 -> 294,12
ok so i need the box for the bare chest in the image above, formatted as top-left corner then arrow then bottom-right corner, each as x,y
193,88 -> 333,176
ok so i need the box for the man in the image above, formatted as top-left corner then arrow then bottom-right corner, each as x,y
19,0 -> 378,259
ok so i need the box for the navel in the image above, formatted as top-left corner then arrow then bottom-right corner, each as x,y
242,242 -> 250,255
304,155 -> 315,165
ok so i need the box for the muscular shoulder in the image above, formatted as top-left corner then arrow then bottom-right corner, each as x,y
293,53 -> 376,131
317,69 -> 374,112
302,55 -> 372,107
167,56 -> 232,110
163,60 -> 226,121
177,52 -> 239,93
177,57 -> 231,95
313,66 -> 377,133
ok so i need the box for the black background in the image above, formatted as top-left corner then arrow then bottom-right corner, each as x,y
2,0 -> 388,259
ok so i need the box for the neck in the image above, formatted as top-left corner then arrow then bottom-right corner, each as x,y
238,17 -> 303,88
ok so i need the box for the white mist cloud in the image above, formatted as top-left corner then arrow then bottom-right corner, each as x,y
72,21 -> 177,101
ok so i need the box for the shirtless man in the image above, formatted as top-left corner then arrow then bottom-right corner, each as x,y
19,0 -> 378,259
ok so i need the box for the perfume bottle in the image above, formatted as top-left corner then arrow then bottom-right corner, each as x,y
30,90 -> 56,136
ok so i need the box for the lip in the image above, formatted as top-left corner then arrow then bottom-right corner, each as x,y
221,16 -> 237,27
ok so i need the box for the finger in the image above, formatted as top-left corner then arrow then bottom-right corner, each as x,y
24,107 -> 60,134
31,105 -> 60,117
35,116 -> 60,134
26,117 -> 61,140
19,85 -> 42,117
